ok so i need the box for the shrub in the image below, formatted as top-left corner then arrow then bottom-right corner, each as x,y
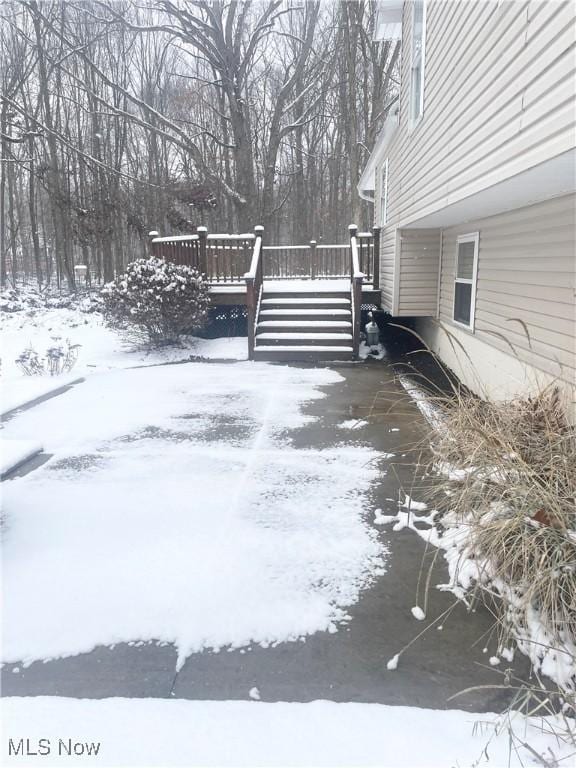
16,339 -> 80,376
101,257 -> 210,345
423,386 -> 576,692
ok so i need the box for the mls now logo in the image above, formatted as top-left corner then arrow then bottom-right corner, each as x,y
8,738 -> 101,757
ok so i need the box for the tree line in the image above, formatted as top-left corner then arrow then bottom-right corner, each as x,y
0,0 -> 399,288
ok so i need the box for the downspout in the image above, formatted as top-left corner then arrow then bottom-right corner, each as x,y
436,230 -> 443,319
358,189 -> 375,203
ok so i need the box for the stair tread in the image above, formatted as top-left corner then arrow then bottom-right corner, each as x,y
256,333 -> 353,340
263,280 -> 351,293
257,321 -> 352,328
259,309 -> 351,316
255,345 -> 354,352
261,298 -> 350,305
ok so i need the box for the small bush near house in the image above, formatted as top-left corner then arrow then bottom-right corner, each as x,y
101,257 -> 210,346
16,339 -> 80,376
423,385 -> 576,694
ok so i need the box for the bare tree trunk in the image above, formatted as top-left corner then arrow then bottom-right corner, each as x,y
29,0 -> 75,289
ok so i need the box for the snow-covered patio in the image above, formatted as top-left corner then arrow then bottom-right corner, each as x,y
2,355 -> 387,669
2,304 -> 572,767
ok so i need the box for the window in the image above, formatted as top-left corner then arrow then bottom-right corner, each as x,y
453,233 -> 479,329
410,1 -> 426,125
380,160 -> 389,226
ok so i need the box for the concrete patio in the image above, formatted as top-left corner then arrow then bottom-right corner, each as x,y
1,358 -> 530,711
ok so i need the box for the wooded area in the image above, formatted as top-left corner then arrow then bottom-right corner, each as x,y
0,0 -> 399,288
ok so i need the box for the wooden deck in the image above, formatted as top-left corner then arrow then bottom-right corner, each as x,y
208,282 -> 380,306
150,225 -> 381,360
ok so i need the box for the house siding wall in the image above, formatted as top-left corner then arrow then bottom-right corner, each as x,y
419,194 -> 576,411
380,226 -> 396,313
395,0 -> 575,226
397,229 -> 441,315
375,0 -> 576,313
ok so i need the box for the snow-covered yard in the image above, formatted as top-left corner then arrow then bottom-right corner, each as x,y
1,303 -> 247,415
2,357 -> 385,667
2,302 -> 574,767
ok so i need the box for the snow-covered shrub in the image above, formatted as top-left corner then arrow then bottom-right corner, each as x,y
16,339 -> 80,376
0,287 -> 43,313
101,257 -> 210,345
0,286 -> 103,315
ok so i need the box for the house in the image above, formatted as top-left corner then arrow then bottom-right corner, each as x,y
359,1 -> 576,416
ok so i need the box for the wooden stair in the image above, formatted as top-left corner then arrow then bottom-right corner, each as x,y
253,287 -> 354,361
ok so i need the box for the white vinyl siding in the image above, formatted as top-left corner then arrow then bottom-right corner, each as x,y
379,225 -> 397,313
453,233 -> 479,329
396,228 -> 440,315
387,1 -> 575,227
438,194 -> 576,386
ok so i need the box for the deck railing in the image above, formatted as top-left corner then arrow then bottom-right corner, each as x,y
149,226 -> 380,285
150,229 -> 255,282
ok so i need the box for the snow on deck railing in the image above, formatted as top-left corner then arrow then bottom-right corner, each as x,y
151,234 -> 199,243
263,244 -> 349,250
151,233 -> 255,244
208,233 -> 255,241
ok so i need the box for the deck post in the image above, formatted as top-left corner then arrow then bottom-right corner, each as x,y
197,226 -> 208,277
148,230 -> 159,257
372,226 -> 381,288
246,274 -> 255,361
310,240 -> 317,279
245,225 -> 264,361
348,224 -> 363,359
255,224 -> 264,278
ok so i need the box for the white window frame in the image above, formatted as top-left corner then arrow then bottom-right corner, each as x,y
453,232 -> 479,331
380,159 -> 389,226
409,0 -> 427,128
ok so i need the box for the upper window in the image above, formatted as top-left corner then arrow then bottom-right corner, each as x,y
380,160 -> 389,226
410,1 -> 426,126
453,233 -> 479,329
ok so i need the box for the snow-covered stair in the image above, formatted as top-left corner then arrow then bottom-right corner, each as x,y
254,285 -> 354,361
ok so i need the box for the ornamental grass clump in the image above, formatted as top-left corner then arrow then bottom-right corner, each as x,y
426,386 -> 576,691
16,339 -> 80,376
101,257 -> 210,346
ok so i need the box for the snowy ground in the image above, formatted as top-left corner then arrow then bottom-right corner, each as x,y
3,697 -> 574,767
2,358 -> 386,668
2,301 -> 573,767
1,304 -> 247,417
0,438 -> 42,477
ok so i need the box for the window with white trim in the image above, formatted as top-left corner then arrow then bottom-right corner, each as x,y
380,159 -> 389,226
410,1 -> 426,125
453,233 -> 479,329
